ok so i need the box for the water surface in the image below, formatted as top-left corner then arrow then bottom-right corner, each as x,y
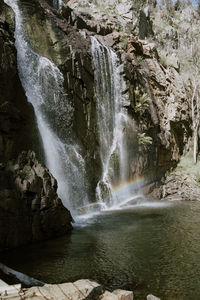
2,201 -> 200,300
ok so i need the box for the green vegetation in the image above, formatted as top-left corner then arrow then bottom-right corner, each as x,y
173,146 -> 200,183
134,87 -> 150,113
137,132 -> 152,151
119,36 -> 129,50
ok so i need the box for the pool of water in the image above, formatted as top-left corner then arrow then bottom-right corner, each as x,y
2,200 -> 200,300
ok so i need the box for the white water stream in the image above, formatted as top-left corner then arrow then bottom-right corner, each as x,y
53,0 -> 63,10
4,0 -> 89,217
91,37 -> 141,210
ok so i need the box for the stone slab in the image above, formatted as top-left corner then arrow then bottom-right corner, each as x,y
113,289 -> 134,300
24,280 -> 101,300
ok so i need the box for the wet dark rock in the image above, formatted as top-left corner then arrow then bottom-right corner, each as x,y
0,151 -> 72,251
0,1 -> 42,163
0,2 -> 72,250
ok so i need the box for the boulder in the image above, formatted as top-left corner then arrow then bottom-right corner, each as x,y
0,151 -> 72,250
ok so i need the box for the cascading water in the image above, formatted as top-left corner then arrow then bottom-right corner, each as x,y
91,37 -> 142,209
4,0 -> 143,219
4,0 -> 89,217
53,0 -> 63,10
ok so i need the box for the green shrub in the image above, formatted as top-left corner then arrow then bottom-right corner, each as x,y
137,133 -> 152,151
134,87 -> 150,113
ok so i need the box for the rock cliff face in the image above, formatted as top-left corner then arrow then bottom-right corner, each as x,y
117,34 -> 192,183
73,0 -> 191,185
0,0 -> 72,250
24,0 -> 191,186
34,1 -> 192,183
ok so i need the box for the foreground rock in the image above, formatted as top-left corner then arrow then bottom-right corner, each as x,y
24,279 -> 133,300
0,151 -> 72,251
1,277 -> 165,300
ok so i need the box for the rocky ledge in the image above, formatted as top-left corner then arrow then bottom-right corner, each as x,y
149,148 -> 200,201
0,151 -> 72,251
151,169 -> 200,202
159,174 -> 200,201
24,279 -> 133,300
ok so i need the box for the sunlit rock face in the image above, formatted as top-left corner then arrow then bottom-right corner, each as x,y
61,0 -> 134,35
116,34 -> 192,183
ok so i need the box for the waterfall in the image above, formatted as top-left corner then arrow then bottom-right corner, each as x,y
4,0 -> 89,217
91,37 -> 140,209
4,0 -> 143,219
53,0 -> 63,10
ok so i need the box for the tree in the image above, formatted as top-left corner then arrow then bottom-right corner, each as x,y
174,0 -> 181,10
191,40 -> 200,164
